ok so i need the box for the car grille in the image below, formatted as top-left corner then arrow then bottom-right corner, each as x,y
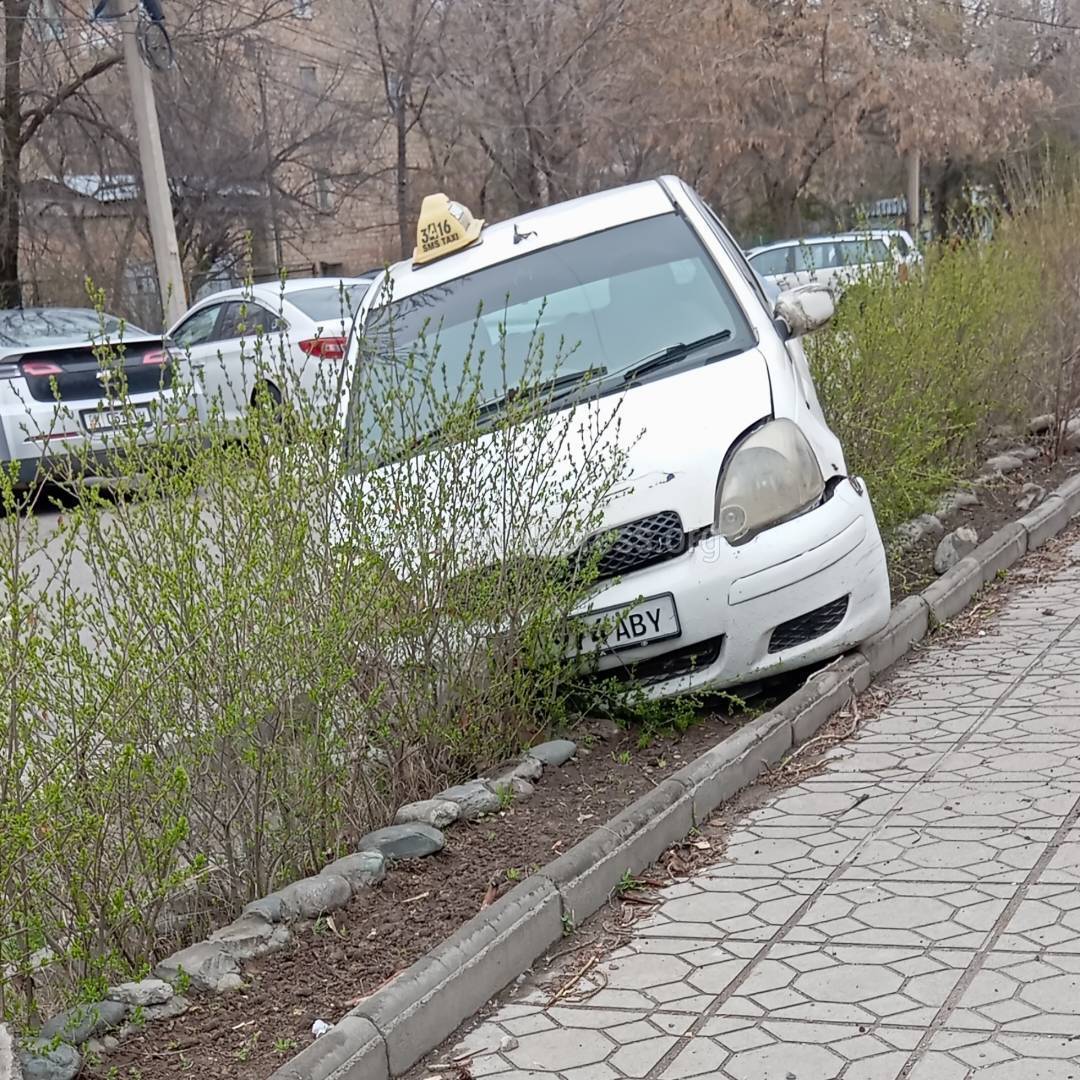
593,634 -> 724,686
583,510 -> 686,580
769,596 -> 849,654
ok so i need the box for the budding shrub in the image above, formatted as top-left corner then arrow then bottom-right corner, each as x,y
0,287 -> 628,1025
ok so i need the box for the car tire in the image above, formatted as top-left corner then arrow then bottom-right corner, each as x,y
250,379 -> 284,417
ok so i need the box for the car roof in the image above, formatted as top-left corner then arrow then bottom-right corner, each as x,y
273,276 -> 373,293
373,179 -> 676,303
2,306 -> 96,317
747,233 -> 894,256
184,277 -> 372,310
0,306 -> 136,323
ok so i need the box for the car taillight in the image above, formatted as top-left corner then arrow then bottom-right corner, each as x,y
21,360 -> 62,376
142,350 -> 166,365
298,336 -> 346,360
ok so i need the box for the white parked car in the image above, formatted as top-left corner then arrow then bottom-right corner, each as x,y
0,307 -> 195,489
747,230 -> 921,297
343,180 -> 891,697
166,277 -> 372,419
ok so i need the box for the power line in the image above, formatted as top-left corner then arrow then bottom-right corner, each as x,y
927,0 -> 1080,33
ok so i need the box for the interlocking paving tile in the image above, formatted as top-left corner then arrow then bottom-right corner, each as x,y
855,706 -> 1080,744
947,952 -> 1080,1036
740,784 -> 902,827
690,824 -> 861,879
657,1020 -> 920,1079
840,826 -> 1053,883
718,942 -> 968,1026
786,879 -> 1013,947
1036,828 -> 1080,884
431,542 -> 1080,1080
997,883 -> 1080,952
906,743 -> 1080,783
868,781 -> 1080,829
633,878 -> 818,941
911,1031 -> 1080,1078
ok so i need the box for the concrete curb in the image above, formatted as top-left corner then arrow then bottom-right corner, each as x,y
538,779 -> 694,922
270,476 -> 1079,1080
859,595 -> 929,676
355,878 -> 562,1076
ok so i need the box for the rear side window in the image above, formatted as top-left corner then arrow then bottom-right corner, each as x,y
171,304 -> 223,348
836,239 -> 890,266
219,302 -> 283,339
749,248 -> 792,277
288,284 -> 368,322
793,243 -> 828,272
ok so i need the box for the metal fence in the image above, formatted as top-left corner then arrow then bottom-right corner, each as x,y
14,259 -> 323,333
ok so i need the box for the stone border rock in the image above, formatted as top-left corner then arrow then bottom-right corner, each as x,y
9,983 -> 190,1080
898,433 -> 1049,555
268,468 -> 1080,1080
11,743 -> 582,1079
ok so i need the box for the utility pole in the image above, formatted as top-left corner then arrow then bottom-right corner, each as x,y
120,9 -> 186,327
905,149 -> 921,241
247,38 -> 283,271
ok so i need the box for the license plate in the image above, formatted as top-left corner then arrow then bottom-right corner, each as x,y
82,405 -> 151,434
579,592 -> 681,653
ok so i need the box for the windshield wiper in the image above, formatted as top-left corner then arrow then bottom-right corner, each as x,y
618,330 -> 733,384
476,366 -> 608,416
408,367 -> 608,451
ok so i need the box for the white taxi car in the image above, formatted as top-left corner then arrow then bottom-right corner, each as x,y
343,179 -> 891,697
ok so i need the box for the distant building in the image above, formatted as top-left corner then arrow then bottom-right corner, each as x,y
19,0 -> 395,325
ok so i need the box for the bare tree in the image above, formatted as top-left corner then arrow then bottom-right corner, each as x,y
433,0 -> 637,217
0,0 -> 124,305
365,0 -> 450,258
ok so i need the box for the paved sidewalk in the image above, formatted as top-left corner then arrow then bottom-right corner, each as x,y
449,539 -> 1080,1079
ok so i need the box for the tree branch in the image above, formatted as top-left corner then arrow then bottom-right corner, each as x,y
20,53 -> 122,149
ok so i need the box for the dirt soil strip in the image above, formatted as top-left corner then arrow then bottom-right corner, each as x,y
889,442 -> 1078,599
88,715 -> 745,1079
89,449 -> 1079,1080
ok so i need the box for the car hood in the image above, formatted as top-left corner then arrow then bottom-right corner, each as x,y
339,347 -> 774,566
589,347 -> 772,534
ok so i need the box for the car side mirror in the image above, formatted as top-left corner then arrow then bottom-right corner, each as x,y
773,284 -> 834,339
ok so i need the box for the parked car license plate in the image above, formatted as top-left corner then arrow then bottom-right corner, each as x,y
579,592 -> 681,653
81,404 -> 151,434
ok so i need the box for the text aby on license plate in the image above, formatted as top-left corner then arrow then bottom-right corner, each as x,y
581,592 -> 681,653
82,405 -> 151,433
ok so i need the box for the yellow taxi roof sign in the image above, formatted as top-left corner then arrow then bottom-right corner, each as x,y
413,193 -> 484,266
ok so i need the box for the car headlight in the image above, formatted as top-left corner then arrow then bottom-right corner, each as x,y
714,419 -> 824,543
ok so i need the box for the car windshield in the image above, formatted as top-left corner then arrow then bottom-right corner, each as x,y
352,213 -> 754,448
288,284 -> 369,322
0,309 -> 137,348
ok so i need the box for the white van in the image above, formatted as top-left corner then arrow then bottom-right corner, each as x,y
342,179 -> 891,697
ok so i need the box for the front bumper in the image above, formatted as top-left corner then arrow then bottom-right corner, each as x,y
577,478 -> 891,697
